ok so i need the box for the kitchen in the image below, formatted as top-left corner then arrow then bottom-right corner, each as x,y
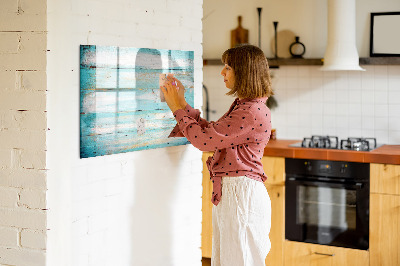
202,0 -> 400,265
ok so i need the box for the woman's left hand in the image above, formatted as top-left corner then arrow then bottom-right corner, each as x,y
160,77 -> 185,113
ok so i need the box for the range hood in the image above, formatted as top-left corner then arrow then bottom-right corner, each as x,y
320,0 -> 365,71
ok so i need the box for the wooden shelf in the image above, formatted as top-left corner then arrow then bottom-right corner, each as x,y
359,57 -> 400,65
203,58 -> 323,67
203,57 -> 400,67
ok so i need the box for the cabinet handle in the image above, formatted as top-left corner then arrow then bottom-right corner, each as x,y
314,252 -> 335,257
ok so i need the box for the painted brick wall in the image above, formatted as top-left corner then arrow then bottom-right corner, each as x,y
0,0 -> 48,265
46,0 -> 203,266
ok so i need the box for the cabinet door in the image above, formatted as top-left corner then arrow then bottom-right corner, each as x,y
202,152 -> 213,258
261,156 -> 285,185
370,193 -> 400,266
284,241 -> 369,266
370,163 -> 400,195
264,185 -> 284,266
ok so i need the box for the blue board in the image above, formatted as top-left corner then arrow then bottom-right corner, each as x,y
80,45 -> 194,158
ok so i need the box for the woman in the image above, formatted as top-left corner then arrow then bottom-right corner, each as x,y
161,44 -> 273,266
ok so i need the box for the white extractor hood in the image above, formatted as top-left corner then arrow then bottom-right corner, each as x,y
320,0 -> 365,71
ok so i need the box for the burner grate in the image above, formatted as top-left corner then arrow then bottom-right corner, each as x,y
301,135 -> 339,149
340,137 -> 377,151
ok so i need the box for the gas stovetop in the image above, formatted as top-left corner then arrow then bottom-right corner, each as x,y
289,135 -> 382,151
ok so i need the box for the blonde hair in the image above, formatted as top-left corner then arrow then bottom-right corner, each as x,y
221,44 -> 273,99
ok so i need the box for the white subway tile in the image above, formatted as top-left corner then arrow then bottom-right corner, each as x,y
298,77 -> 310,89
336,90 -> 349,104
374,65 -> 388,78
362,116 -> 375,130
323,103 -> 336,116
375,104 -> 389,117
374,130 -> 389,144
388,131 -> 400,143
286,77 -> 299,89
374,117 -> 389,131
388,75 -> 400,91
388,117 -> 400,131
349,104 -> 362,118
298,67 -> 311,78
389,104 -> 400,117
322,70 -> 335,78
285,66 -> 298,77
361,129 -> 375,138
374,90 -> 388,104
323,86 -> 336,103
348,116 -> 362,129
388,91 -> 400,105
348,90 -> 362,104
348,128 -> 362,137
348,74 -> 362,90
361,90 -> 375,104
336,103 -> 349,116
323,115 -> 336,130
361,104 -> 375,117
336,116 -> 348,129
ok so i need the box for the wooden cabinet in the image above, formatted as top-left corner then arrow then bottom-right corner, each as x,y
370,163 -> 400,266
284,241 -> 369,266
264,184 -> 284,266
370,163 -> 400,195
201,152 -> 213,258
261,156 -> 285,266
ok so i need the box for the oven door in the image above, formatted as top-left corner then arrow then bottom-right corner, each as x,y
285,177 -> 369,250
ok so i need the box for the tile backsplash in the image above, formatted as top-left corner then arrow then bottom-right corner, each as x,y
203,65 -> 400,145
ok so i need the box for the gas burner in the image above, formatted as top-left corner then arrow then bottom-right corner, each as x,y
301,135 -> 339,149
290,136 -> 380,151
340,137 -> 377,151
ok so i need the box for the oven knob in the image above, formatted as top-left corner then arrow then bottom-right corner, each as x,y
340,164 -> 347,174
305,162 -> 312,171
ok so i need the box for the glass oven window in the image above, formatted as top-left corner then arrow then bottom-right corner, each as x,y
297,186 -> 357,230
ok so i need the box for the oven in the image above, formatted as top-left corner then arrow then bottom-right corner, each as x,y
285,158 -> 370,250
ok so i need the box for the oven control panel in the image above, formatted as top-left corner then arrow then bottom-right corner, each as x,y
286,158 -> 369,180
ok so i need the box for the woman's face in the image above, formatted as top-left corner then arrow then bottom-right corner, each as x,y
220,64 -> 235,89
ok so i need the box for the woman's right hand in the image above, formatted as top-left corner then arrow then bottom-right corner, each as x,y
167,74 -> 187,108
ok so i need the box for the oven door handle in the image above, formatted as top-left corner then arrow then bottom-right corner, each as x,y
287,177 -> 364,189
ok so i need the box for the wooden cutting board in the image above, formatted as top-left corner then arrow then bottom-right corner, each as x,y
231,16 -> 249,48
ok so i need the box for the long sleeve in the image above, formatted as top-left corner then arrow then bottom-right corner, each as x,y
172,105 -> 257,152
168,104 -> 211,137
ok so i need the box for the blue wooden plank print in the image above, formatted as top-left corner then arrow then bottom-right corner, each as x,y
80,45 -> 194,158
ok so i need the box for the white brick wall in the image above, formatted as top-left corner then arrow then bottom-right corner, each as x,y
0,0 -> 48,265
46,0 -> 203,266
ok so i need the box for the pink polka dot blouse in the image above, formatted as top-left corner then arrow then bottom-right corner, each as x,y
169,97 -> 272,206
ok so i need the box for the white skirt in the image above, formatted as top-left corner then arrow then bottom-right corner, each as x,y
212,176 -> 271,266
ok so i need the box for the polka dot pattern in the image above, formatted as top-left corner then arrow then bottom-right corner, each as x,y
169,97 -> 272,206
